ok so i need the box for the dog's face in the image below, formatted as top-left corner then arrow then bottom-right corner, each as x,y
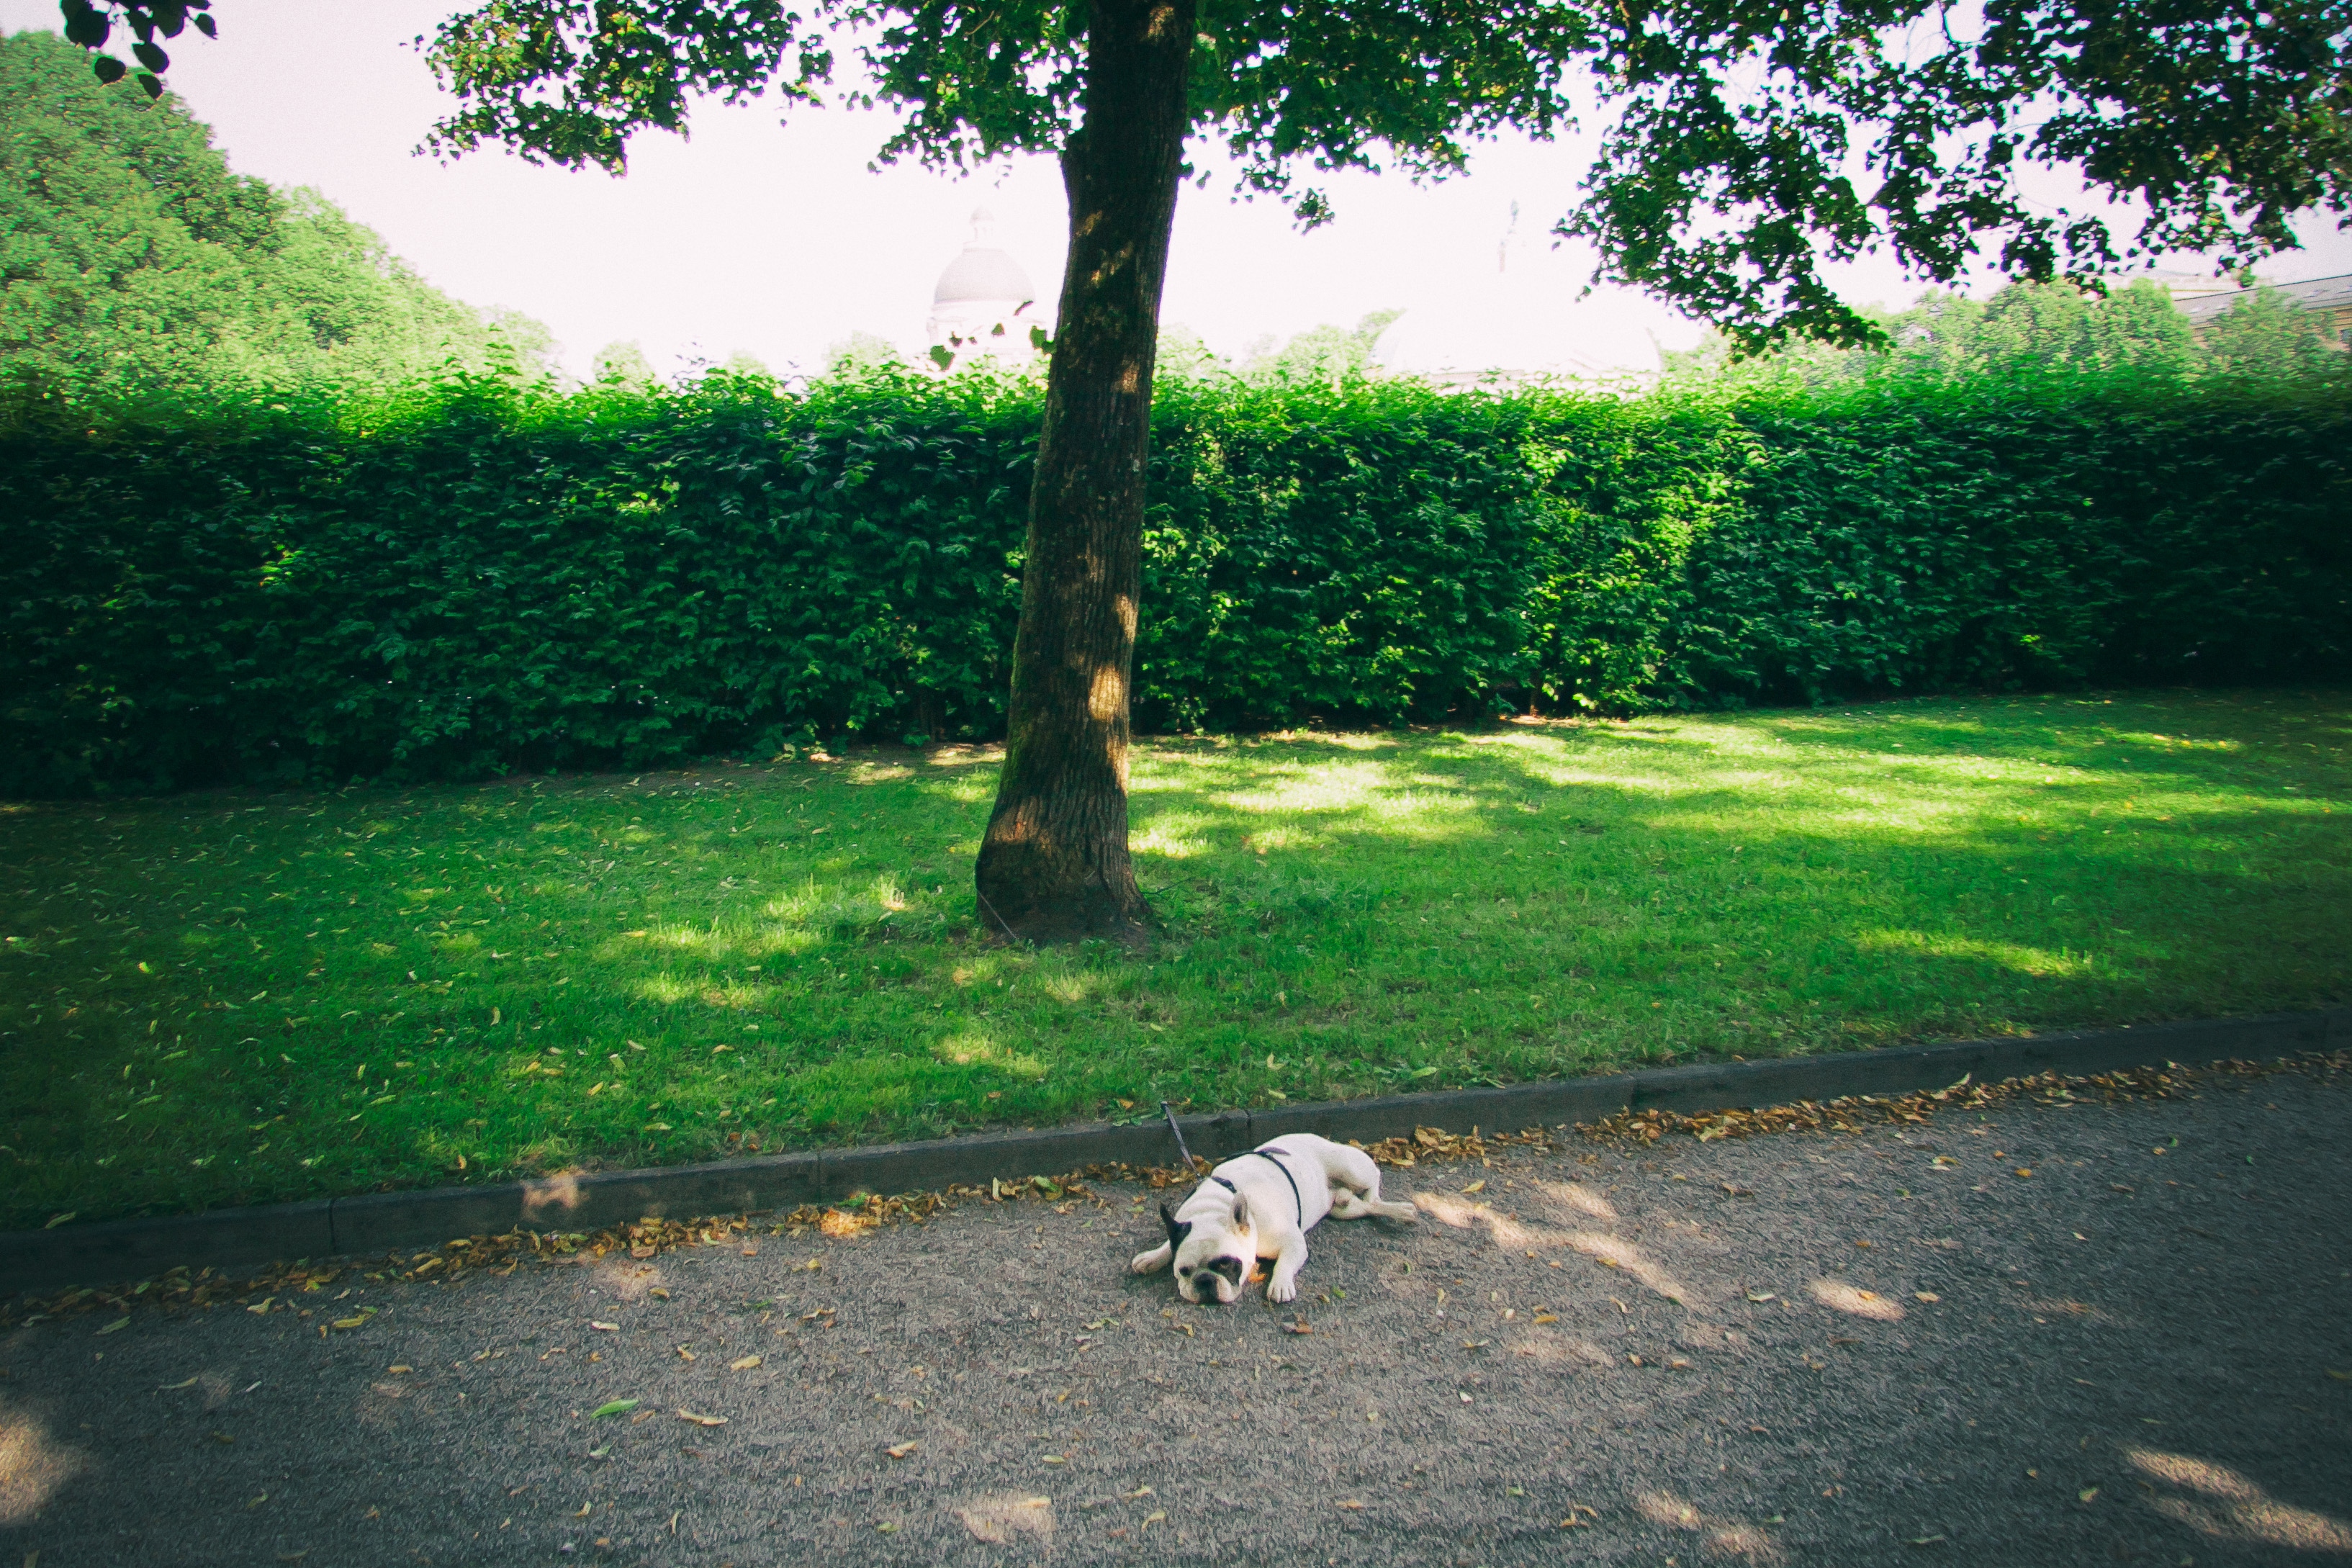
1161,1199 -> 1253,1305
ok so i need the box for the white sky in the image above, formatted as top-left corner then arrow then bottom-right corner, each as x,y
9,0 -> 2350,379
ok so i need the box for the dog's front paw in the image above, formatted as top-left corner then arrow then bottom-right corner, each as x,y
1130,1243 -> 1173,1275
1266,1274 -> 1299,1304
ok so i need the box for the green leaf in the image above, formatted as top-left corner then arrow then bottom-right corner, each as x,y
589,1398 -> 641,1420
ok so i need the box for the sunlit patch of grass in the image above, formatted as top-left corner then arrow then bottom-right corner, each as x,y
1855,929 -> 2101,980
1,687 -> 2346,1227
931,1032 -> 1048,1078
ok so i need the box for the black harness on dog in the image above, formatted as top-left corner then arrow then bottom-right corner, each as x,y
1209,1145 -> 1305,1227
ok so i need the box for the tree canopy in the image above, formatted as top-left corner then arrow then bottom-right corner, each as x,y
401,0 -> 2352,352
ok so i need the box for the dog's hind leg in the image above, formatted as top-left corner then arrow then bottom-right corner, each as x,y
1332,1187 -> 1418,1221
1330,1148 -> 1419,1222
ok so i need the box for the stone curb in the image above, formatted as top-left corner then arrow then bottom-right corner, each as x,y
7,1006 -> 2346,1295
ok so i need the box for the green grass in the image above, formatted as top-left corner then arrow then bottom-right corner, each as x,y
3,688 -> 2347,1230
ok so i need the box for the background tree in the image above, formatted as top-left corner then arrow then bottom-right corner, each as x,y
2199,289 -> 2346,379
4,29 -> 554,402
1241,309 -> 1407,383
58,0 -> 2352,941
590,339 -> 659,389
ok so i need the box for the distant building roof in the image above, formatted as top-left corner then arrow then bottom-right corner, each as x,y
932,207 -> 1037,307
2166,271 -> 2352,325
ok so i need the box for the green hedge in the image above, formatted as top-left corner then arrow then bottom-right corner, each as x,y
4,366 -> 2347,793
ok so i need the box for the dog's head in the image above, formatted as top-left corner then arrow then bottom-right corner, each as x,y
1161,1197 -> 1253,1305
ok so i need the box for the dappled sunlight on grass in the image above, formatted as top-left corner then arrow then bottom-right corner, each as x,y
1857,929 -> 2100,979
932,1032 -> 1048,1078
634,970 -> 788,1011
3,687 -> 2346,1225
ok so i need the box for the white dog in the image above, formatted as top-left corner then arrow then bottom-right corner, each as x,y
1130,1133 -> 1416,1304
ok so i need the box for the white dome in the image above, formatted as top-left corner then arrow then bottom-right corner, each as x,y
927,206 -> 1051,365
932,207 -> 1037,307
1375,262 -> 1661,388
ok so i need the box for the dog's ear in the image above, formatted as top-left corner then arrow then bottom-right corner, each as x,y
1232,1191 -> 1250,1230
1160,1202 -> 1191,1252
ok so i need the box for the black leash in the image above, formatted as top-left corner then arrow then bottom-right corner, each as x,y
1209,1145 -> 1305,1228
1159,1101 -> 1197,1168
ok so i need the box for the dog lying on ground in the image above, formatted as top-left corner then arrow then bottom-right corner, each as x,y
1130,1132 -> 1417,1304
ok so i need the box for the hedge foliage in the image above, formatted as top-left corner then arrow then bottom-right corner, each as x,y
4,365 -> 2348,793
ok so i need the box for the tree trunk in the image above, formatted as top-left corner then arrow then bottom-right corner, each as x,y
974,0 -> 1194,945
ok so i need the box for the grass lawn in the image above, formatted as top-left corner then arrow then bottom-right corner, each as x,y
3,688 -> 2346,1231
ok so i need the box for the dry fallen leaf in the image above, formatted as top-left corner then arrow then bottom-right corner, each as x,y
1462,1181 -> 1486,1194
1747,1292 -> 1776,1303
729,1355 -> 762,1371
1915,1292 -> 1941,1304
157,1376 -> 199,1391
387,1364 -> 414,1374
1532,1312 -> 1559,1325
1337,1500 -> 1366,1511
2078,1488 -> 2099,1504
96,1316 -> 130,1335
676,1410 -> 728,1428
590,1320 -> 620,1332
1281,1320 -> 1313,1335
886,1441 -> 919,1459
2014,1168 -> 2034,1179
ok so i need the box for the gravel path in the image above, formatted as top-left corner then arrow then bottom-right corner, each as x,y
4,1071 -> 2349,1567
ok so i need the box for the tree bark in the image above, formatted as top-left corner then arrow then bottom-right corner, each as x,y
974,0 -> 1193,945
